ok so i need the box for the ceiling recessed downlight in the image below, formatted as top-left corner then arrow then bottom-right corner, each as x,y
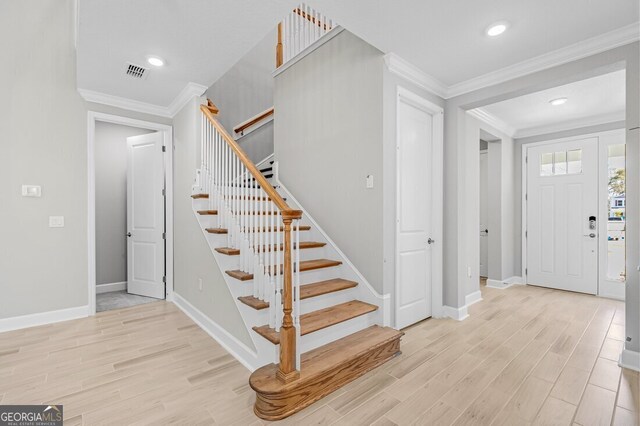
549,97 -> 568,106
146,56 -> 164,67
486,22 -> 508,37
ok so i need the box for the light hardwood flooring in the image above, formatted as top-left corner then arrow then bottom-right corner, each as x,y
0,284 -> 637,425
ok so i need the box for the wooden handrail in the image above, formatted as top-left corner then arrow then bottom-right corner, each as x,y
294,8 -> 332,31
234,107 -> 275,135
200,104 -> 301,219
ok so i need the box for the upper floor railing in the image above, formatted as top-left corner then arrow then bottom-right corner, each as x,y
277,3 -> 335,68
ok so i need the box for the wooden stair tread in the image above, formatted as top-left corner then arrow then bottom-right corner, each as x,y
216,241 -> 326,256
237,278 -> 358,310
249,325 -> 403,420
197,210 -> 217,215
226,259 -> 342,281
191,193 -> 209,199
206,225 -> 311,234
252,300 -> 377,344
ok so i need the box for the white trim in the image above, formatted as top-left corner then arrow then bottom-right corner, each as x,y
447,23 -> 640,98
395,86 -> 445,325
465,290 -> 483,307
273,27 -> 345,78
0,305 -> 89,333
514,111 -> 626,139
96,281 -> 127,294
486,278 -> 514,289
505,276 -> 524,285
275,179 -> 392,326
443,305 -> 469,321
619,348 -> 640,372
167,83 -> 208,117
79,82 -> 207,118
384,53 -> 449,99
172,293 -> 260,371
467,108 -> 517,137
88,111 -> 174,316
383,24 -> 639,100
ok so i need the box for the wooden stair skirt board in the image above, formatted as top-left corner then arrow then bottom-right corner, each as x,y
216,241 -> 326,256
249,325 -> 403,420
226,259 -> 342,281
238,278 -> 358,310
253,300 -> 377,344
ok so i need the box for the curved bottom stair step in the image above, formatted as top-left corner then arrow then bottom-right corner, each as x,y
252,300 -> 378,344
226,259 -> 342,281
238,278 -> 358,310
250,325 -> 403,420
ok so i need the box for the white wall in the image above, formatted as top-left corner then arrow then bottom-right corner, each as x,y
95,122 -> 154,286
206,29 -> 277,163
173,97 -> 254,349
274,30 -> 385,293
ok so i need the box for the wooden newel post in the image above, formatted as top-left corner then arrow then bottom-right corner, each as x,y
277,216 -> 300,383
276,22 -> 284,68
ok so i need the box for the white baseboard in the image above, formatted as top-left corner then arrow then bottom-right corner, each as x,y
172,292 -> 260,372
0,305 -> 89,333
486,277 -> 522,289
465,290 -> 483,307
443,305 -> 469,321
619,348 -> 640,372
96,281 -> 127,294
505,276 -> 524,285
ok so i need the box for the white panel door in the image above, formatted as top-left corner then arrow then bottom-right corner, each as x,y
127,132 -> 165,299
396,96 -> 433,329
479,151 -> 489,277
526,138 -> 598,294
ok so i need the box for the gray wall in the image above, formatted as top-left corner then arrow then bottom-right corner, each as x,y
173,97 -> 254,349
274,30 -> 385,293
95,122 -> 154,285
0,0 -> 88,318
206,29 -> 277,163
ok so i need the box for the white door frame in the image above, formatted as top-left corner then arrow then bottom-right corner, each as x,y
87,111 -> 174,315
395,86 -> 444,326
521,130 -> 624,297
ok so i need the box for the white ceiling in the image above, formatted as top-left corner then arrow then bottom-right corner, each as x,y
77,0 -> 639,111
479,70 -> 626,137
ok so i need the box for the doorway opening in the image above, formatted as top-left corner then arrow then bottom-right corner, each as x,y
88,112 -> 174,314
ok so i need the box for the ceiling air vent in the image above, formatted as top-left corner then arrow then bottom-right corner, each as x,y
125,62 -> 149,80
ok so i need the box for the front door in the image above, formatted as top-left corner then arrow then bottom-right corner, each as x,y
126,132 -> 165,299
526,137 -> 598,294
396,93 -> 434,329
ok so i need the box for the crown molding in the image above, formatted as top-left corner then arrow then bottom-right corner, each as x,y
167,82 -> 208,117
467,108 -> 517,137
513,110 -> 625,139
386,23 -> 639,100
78,82 -> 208,118
447,23 -> 640,98
384,53 -> 449,99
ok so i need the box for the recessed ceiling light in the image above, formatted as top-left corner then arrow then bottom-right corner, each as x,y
486,22 -> 508,37
549,97 -> 568,106
146,56 -> 164,67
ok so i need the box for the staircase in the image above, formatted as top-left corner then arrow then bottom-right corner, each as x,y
192,102 -> 402,420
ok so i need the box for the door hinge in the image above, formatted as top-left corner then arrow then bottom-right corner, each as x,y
525,193 -> 528,201
162,145 -> 166,152
525,268 -> 528,275
162,189 -> 165,196
162,276 -> 166,283
526,156 -> 528,164
162,232 -> 166,239
525,230 -> 528,238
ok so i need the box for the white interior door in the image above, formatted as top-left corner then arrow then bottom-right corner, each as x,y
479,151 -> 489,277
396,94 -> 434,329
127,132 -> 165,299
526,138 -> 598,294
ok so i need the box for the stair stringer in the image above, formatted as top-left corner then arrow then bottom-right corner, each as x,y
273,175 -> 392,328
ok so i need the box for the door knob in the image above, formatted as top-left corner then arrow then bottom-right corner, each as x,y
126,232 -> 132,237
427,238 -> 435,245
583,233 -> 596,238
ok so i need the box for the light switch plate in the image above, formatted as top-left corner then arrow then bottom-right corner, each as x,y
49,216 -> 64,228
22,185 -> 41,197
366,175 -> 374,189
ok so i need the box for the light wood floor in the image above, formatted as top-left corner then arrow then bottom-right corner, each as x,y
0,284 -> 637,425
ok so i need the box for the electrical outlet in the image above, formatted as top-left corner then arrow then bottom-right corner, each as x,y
366,175 -> 374,189
198,278 -> 203,291
49,216 -> 64,228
